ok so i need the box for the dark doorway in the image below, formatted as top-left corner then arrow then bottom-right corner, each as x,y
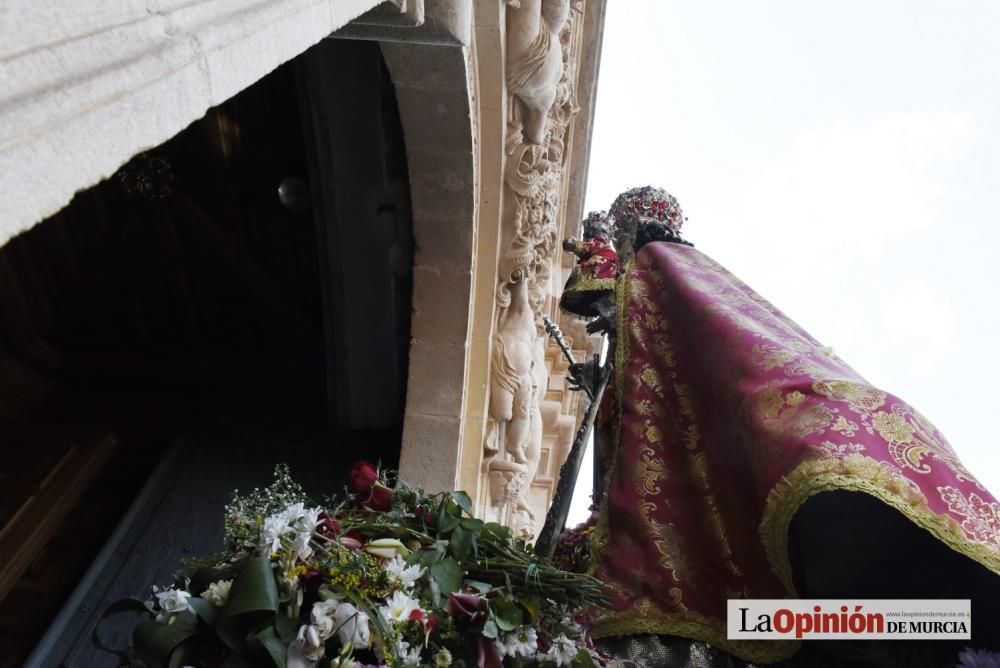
0,40 -> 413,666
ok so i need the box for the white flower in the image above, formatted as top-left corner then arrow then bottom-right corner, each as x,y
279,570 -> 301,598
434,648 -> 453,667
202,579 -> 232,607
331,659 -> 359,668
502,627 -> 538,659
544,634 -> 577,667
296,506 -> 323,533
310,600 -> 338,639
292,531 -> 314,560
283,502 -> 306,523
364,538 -> 409,559
378,589 -> 421,625
261,514 -> 293,554
333,601 -> 371,649
385,555 -> 425,590
287,624 -> 324,667
155,589 -> 191,614
394,638 -> 422,667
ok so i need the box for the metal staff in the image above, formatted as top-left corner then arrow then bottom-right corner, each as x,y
542,315 -> 593,400
535,362 -> 612,559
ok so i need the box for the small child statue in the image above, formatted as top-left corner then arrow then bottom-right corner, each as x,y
563,210 -> 619,283
560,210 -> 619,319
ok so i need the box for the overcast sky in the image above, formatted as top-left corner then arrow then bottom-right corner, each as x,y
569,0 -> 1000,524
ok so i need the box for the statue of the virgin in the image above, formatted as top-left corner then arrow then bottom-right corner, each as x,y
566,186 -> 1000,667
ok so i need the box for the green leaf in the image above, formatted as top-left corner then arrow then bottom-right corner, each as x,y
438,514 -> 460,534
482,522 -> 513,544
430,558 -> 462,599
187,596 -> 219,625
416,549 -> 440,570
450,525 -> 472,561
188,567 -> 233,597
217,557 -> 279,652
91,598 -> 150,664
274,614 -> 298,644
449,491 -> 473,516
251,625 -> 287,668
133,619 -> 198,668
573,648 -> 597,668
520,596 -> 541,623
481,619 -> 500,639
460,518 -> 485,534
465,580 -> 493,593
490,596 -> 523,632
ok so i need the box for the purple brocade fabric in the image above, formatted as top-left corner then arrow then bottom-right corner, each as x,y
592,242 -> 1000,663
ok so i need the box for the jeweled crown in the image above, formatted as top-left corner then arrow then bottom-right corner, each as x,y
608,186 -> 685,235
581,210 -> 611,239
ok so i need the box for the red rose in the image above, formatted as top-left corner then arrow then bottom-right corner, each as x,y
348,461 -> 379,492
447,592 -> 484,622
317,513 -> 341,538
426,615 -> 439,633
409,609 -> 425,623
368,486 -> 392,511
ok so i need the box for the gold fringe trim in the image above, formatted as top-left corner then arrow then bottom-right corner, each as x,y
591,610 -> 800,664
760,453 -> 1000,594
589,263 -> 634,574
564,275 -> 617,293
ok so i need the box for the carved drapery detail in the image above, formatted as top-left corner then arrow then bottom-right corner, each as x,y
483,0 -> 590,540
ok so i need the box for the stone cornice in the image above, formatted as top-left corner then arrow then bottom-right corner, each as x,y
0,0 -> 383,246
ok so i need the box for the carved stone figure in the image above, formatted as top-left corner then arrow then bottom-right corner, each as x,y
489,274 -> 537,466
505,0 -> 573,145
484,0 -> 582,540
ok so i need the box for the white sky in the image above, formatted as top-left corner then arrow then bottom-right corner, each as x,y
568,0 -> 1000,525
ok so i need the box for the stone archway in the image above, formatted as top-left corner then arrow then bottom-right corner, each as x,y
378,39 -> 480,492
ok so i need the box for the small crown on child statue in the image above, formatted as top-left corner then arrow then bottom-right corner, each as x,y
581,210 -> 611,239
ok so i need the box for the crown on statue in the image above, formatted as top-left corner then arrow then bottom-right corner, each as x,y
581,209 -> 611,240
608,186 -> 685,235
609,186 -> 689,258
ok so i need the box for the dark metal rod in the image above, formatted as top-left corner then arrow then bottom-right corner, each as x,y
535,362 -> 613,559
541,315 -> 593,400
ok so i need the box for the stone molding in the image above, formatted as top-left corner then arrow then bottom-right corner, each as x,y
477,0 -> 605,539
337,0 -> 472,46
0,0 -> 384,246
383,39 -> 478,493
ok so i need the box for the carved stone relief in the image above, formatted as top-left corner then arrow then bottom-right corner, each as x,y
483,0 -> 588,539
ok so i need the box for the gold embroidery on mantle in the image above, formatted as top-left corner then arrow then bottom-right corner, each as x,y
590,248 -> 1000,666
760,453 -> 1000,597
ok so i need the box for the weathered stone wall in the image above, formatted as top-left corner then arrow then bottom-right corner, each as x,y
0,0 -> 386,245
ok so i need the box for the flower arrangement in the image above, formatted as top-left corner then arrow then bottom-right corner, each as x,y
95,463 -> 610,668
